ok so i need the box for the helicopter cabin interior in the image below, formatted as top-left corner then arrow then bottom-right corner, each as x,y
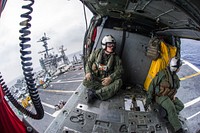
84,16 -> 180,91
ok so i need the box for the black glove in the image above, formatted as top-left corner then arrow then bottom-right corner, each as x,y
144,98 -> 152,110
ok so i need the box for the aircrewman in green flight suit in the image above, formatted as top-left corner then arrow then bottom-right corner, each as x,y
145,57 -> 185,133
83,35 -> 123,103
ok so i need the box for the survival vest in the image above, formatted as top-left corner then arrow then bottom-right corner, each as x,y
92,49 -> 114,78
156,69 -> 177,99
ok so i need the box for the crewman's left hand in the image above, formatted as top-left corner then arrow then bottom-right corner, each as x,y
144,98 -> 152,110
172,96 -> 177,102
102,76 -> 112,86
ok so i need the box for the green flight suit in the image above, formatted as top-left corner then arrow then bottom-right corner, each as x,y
83,48 -> 123,100
146,68 -> 184,131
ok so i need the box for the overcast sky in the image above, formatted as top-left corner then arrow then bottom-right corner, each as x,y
0,0 -> 93,84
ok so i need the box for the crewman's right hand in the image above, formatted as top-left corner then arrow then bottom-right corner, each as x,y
102,76 -> 112,86
85,73 -> 91,81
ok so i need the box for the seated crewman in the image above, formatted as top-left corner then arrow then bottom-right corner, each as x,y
83,35 -> 123,103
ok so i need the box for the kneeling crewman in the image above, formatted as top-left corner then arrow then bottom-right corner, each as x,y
145,57 -> 185,133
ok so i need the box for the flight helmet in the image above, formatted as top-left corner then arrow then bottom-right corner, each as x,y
170,57 -> 182,72
101,35 -> 116,51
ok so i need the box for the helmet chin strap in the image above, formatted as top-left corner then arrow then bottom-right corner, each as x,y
105,45 -> 116,54
105,50 -> 114,54
170,66 -> 178,73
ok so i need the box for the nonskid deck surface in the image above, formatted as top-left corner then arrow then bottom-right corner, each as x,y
177,60 -> 200,133
24,64 -> 85,133
24,60 -> 200,133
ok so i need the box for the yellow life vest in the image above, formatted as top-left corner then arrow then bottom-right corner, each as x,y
144,41 -> 177,90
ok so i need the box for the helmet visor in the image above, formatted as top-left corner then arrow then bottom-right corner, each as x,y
107,42 -> 115,47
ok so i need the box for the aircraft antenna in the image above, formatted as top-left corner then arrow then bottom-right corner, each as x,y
82,1 -> 88,30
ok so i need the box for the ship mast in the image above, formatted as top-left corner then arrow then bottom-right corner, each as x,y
37,33 -> 53,58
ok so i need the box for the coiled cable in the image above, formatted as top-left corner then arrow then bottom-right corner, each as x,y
0,0 -> 44,120
19,0 -> 44,120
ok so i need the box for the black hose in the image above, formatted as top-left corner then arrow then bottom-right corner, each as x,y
19,0 -> 44,120
0,0 -> 44,120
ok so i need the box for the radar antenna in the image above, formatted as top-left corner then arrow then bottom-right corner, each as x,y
37,33 -> 53,57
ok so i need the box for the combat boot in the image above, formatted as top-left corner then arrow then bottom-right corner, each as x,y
87,89 -> 97,103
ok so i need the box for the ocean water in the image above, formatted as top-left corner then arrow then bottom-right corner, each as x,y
181,39 -> 200,69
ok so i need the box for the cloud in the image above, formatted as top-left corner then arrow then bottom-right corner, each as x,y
0,0 -> 92,83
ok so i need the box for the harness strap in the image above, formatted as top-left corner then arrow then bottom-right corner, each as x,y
156,69 -> 177,100
95,49 -> 114,72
